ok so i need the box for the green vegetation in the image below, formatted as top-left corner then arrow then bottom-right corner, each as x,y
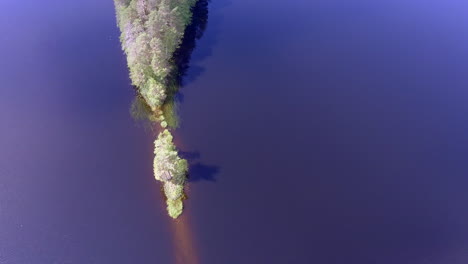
114,0 -> 197,114
114,0 -> 197,218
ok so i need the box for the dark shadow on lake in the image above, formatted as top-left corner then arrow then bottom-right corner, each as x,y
180,151 -> 220,182
189,163 -> 219,182
179,151 -> 201,160
174,0 -> 224,90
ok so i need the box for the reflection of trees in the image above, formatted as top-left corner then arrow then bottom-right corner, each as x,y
129,95 -> 158,131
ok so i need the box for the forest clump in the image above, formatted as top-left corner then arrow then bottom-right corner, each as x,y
114,0 -> 197,113
114,0 -> 197,218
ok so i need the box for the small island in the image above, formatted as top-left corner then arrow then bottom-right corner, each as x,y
154,130 -> 188,218
113,0 -> 198,218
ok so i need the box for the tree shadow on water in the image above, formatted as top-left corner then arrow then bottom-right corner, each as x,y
180,151 -> 220,183
170,0 -> 230,95
189,163 -> 219,182
161,0 -> 216,126
173,0 -> 211,88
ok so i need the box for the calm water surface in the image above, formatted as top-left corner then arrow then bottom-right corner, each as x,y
1,0 -> 468,264
0,0 -> 173,263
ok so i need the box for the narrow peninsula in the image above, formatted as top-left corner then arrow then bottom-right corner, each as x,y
114,0 -> 198,218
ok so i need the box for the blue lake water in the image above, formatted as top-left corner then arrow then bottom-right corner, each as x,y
1,0 -> 468,263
